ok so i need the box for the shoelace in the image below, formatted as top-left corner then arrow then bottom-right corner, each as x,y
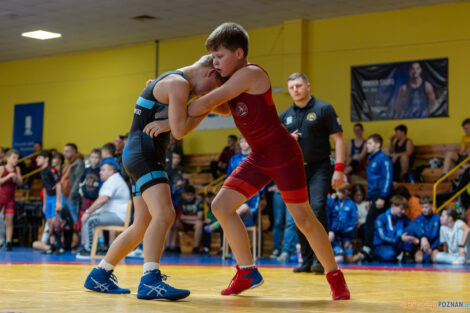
330,272 -> 347,292
226,271 -> 240,290
105,272 -> 118,285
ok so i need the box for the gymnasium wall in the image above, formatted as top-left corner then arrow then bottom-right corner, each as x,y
0,43 -> 155,154
1,2 -> 469,155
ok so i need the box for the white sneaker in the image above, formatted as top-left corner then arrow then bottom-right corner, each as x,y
127,248 -> 144,258
269,249 -> 280,260
452,256 -> 466,265
277,252 -> 290,262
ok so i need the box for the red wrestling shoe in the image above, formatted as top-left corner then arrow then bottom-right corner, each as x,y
221,266 -> 264,296
326,269 -> 350,300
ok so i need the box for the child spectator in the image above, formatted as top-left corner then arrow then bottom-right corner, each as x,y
327,184 -> 358,263
177,185 -> 204,254
394,185 -> 421,220
51,152 -> 64,176
0,149 -> 22,251
202,192 -> 218,254
165,134 -> 183,166
373,195 -> 418,262
37,150 -> 62,254
101,142 -> 120,171
433,208 -> 470,265
206,136 -> 262,255
77,149 -> 101,240
166,152 -> 185,208
210,134 -> 239,178
352,184 -> 368,244
411,196 -> 440,263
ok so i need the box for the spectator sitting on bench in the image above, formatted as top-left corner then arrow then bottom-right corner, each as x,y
442,118 -> 470,176
373,195 -> 418,263
345,123 -> 367,177
76,163 -> 130,258
389,124 -> 415,182
174,185 -> 204,254
393,185 -> 421,221
433,208 -> 470,265
409,196 -> 440,263
210,134 -> 239,179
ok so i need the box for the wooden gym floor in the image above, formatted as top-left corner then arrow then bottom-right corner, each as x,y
1,263 -> 469,313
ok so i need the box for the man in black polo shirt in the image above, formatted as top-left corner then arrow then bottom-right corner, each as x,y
280,73 -> 346,273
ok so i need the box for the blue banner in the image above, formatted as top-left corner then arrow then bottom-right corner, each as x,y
12,102 -> 44,156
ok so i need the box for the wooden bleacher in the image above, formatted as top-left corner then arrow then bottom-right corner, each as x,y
394,182 -> 452,198
414,144 -> 460,162
182,153 -> 219,170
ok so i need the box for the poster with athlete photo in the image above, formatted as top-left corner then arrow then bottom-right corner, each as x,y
351,58 -> 448,121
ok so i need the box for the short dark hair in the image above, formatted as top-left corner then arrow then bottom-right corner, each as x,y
205,191 -> 216,198
395,124 -> 407,134
367,134 -> 383,147
65,143 -> 78,151
393,185 -> 411,200
102,143 -> 116,156
38,150 -> 52,165
90,148 -> 101,156
38,149 -> 52,159
34,141 -> 42,147
443,208 -> 458,221
390,195 -> 409,209
103,162 -> 118,173
228,135 -> 238,141
184,185 -> 195,194
462,118 -> 470,127
287,73 -> 309,84
206,22 -> 249,57
353,123 -> 364,130
351,184 -> 366,201
53,152 -> 64,165
419,196 -> 433,205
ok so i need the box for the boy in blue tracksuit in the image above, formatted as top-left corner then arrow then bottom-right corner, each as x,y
407,196 -> 440,263
327,184 -> 358,263
373,195 -> 419,262
204,137 -> 260,233
361,134 -> 394,260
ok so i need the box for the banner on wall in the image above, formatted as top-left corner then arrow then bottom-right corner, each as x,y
12,102 -> 44,156
195,113 -> 236,130
351,58 -> 448,121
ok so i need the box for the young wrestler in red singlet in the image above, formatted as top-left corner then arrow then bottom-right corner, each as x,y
188,22 -> 350,300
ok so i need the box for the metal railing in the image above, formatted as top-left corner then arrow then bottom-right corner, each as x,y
203,174 -> 226,216
433,155 -> 470,213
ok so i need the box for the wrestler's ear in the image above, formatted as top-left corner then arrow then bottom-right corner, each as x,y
208,68 -> 217,76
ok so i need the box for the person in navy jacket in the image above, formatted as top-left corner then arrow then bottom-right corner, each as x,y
361,134 -> 394,260
327,184 -> 358,263
407,196 -> 440,263
373,195 -> 418,262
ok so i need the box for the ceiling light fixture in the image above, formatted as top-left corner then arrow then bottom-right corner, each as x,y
21,30 -> 62,40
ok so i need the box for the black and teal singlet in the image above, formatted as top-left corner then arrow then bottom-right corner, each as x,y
122,70 -> 186,196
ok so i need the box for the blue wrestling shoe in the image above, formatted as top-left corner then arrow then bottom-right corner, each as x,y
137,269 -> 190,300
84,268 -> 130,294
